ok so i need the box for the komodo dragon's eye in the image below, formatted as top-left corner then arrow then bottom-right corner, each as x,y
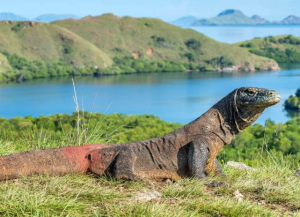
246,88 -> 256,95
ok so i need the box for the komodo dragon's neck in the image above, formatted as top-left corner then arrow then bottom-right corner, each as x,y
172,89 -> 261,146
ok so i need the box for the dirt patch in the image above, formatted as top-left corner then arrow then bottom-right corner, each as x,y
2,20 -> 12,25
131,52 -> 141,59
133,190 -> 162,202
147,48 -> 154,56
247,193 -> 299,216
59,33 -> 77,43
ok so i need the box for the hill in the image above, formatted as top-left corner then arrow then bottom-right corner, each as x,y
35,14 -> 80,23
0,14 -> 279,81
237,35 -> 300,63
55,14 -> 278,70
171,16 -> 199,26
0,20 -> 112,69
193,9 -> 256,26
251,15 -> 269,25
281,15 -> 300,25
0,12 -> 28,21
0,52 -> 11,73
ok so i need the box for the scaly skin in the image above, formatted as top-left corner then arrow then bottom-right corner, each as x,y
0,87 -> 281,181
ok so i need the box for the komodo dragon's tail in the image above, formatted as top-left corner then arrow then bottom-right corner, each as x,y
0,144 -> 110,180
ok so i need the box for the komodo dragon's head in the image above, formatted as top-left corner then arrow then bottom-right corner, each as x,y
231,87 -> 281,131
236,87 -> 281,108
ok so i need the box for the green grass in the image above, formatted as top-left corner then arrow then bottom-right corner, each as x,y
0,152 -> 298,216
0,53 -> 11,73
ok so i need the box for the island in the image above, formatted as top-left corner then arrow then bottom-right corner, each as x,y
285,88 -> 300,111
172,9 -> 300,26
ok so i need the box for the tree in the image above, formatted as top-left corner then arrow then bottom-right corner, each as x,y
185,39 -> 201,50
296,88 -> 300,97
184,52 -> 196,62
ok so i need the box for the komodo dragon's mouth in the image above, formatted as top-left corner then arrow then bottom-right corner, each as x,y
260,90 -> 281,107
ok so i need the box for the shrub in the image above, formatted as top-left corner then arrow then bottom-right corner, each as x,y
185,39 -> 201,50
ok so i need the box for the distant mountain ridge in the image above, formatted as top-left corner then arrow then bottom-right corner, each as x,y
282,15 -> 300,24
0,13 -> 28,21
173,9 -> 300,26
172,16 -> 199,26
0,12 -> 80,23
251,15 -> 269,25
217,9 -> 242,16
193,9 -> 256,26
34,14 -> 80,23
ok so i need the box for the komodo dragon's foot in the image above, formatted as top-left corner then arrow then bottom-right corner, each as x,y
116,173 -> 155,189
194,176 -> 229,188
207,180 -> 229,188
115,173 -> 142,182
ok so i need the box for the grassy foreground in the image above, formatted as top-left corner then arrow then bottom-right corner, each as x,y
0,112 -> 299,216
0,153 -> 299,216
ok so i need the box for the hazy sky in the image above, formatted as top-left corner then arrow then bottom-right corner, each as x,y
0,0 -> 299,21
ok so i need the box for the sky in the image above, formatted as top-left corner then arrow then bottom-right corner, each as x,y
0,0 -> 299,21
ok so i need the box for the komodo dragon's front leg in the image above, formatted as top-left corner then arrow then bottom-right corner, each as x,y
188,139 -> 209,179
188,138 -> 226,186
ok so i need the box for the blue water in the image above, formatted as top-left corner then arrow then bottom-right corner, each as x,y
188,25 -> 300,44
0,67 -> 299,125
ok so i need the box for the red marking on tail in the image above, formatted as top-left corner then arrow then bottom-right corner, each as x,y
89,148 -> 116,175
61,144 -> 108,173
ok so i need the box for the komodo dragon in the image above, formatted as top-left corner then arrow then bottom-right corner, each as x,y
0,87 -> 281,181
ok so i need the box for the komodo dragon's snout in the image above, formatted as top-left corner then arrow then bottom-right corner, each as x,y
236,87 -> 281,107
0,87 -> 281,183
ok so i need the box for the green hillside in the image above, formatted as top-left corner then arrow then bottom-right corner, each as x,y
0,21 -> 112,69
237,35 -> 300,63
0,52 -> 11,73
0,15 -> 279,81
55,14 -> 277,70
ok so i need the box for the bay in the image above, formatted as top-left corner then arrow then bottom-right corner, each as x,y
0,66 -> 299,125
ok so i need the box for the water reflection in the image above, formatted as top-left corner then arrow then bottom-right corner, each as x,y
286,109 -> 300,119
